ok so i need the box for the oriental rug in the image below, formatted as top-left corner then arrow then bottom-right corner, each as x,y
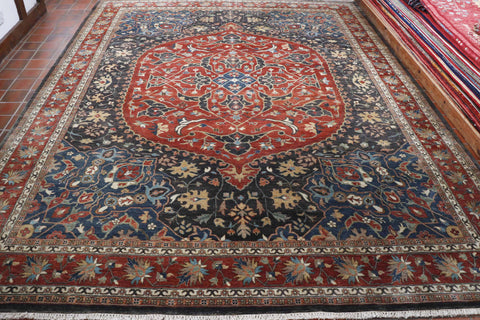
1,0 -> 480,317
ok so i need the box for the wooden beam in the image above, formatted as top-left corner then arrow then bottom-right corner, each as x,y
357,0 -> 480,160
14,0 -> 28,20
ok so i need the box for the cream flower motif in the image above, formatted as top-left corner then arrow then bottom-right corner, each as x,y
352,73 -> 371,90
86,110 -> 110,123
156,123 -> 170,135
358,111 -> 381,124
93,75 -> 112,91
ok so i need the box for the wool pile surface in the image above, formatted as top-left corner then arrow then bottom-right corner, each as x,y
0,0 -> 480,316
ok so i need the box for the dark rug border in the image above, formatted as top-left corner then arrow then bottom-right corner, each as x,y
0,0 -> 100,150
0,0 -> 479,316
1,301 -> 480,315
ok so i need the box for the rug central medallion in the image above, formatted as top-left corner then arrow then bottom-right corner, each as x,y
123,26 -> 345,188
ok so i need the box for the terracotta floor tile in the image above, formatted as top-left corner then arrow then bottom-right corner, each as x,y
0,0 -> 92,141
0,80 -> 13,90
57,3 -> 74,10
25,33 -> 48,43
31,27 -> 55,36
1,90 -> 30,103
3,59 -> 28,70
56,19 -> 80,29
45,33 -> 71,43
50,9 -> 69,18
0,69 -> 21,80
72,2 -> 92,10
20,68 -> 45,79
32,79 -> 45,91
32,50 -> 59,60
25,90 -> 35,102
36,20 -> 56,29
0,103 -> 25,116
0,116 -> 12,129
38,39 -> 65,51
12,50 -> 37,60
25,59 -> 52,70
51,27 -> 78,36
4,115 -> 21,131
10,78 -> 37,91
38,69 -> 51,80
20,42 -> 41,51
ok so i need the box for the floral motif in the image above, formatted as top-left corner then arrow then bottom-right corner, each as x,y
335,257 -> 364,284
71,256 -> 103,282
388,256 -> 415,282
435,255 -> 466,280
178,190 -> 210,211
2,170 -> 27,185
179,259 -> 208,285
124,258 -> 154,285
278,160 -> 308,177
228,203 -> 258,238
271,188 -> 302,210
233,259 -> 263,284
22,257 -> 51,282
283,257 -> 313,284
169,160 -> 200,179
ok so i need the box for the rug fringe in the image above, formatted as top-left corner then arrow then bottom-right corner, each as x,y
1,308 -> 480,320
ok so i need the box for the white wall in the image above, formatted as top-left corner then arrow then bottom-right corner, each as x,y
0,0 -> 20,40
24,0 -> 37,13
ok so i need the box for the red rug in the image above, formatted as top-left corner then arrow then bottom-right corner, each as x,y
420,0 -> 480,65
0,0 -> 480,315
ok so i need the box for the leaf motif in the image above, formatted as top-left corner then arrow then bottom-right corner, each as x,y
419,273 -> 429,282
256,200 -> 265,214
237,219 -> 251,239
271,211 -> 289,222
195,214 -> 212,224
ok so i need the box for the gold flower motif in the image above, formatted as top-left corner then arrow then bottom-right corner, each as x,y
278,159 -> 307,177
271,188 -> 301,209
169,160 -> 199,178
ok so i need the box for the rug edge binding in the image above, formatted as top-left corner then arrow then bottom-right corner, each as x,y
1,308 -> 480,320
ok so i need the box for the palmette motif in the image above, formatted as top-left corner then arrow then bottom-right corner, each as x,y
0,0 -> 479,307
